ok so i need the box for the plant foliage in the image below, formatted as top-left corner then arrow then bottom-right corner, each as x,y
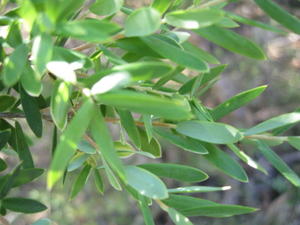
0,0 -> 299,224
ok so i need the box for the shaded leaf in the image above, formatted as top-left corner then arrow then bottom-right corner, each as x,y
94,168 -> 104,194
288,137 -> 300,151
194,26 -> 266,60
0,95 -> 16,112
118,109 -> 141,148
211,85 -> 267,120
70,164 -> 91,199
0,129 -> 11,150
138,163 -> 208,183
15,122 -> 34,169
202,143 -> 248,182
254,0 -> 300,34
154,127 -> 208,154
20,86 -> 43,137
139,128 -> 161,158
256,141 -> 300,187
12,168 -> 44,187
2,198 -> 47,214
142,35 -> 209,72
244,113 -> 300,136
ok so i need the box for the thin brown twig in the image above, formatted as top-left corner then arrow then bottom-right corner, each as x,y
72,43 -> 95,52
0,112 -> 176,128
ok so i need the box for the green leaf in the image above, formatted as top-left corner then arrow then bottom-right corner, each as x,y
244,112 -> 300,136
12,168 -> 44,188
254,0 -> 300,34
227,144 -> 267,174
138,195 -> 155,225
20,86 -> 43,137
154,127 -> 208,154
152,0 -> 172,14
50,81 -> 71,130
48,99 -> 95,189
194,26 -> 266,60
56,18 -> 121,42
78,140 -> 96,154
181,204 -> 257,217
90,0 -> 124,16
0,129 -> 10,150
165,8 -> 224,29
256,141 -> 300,187
52,46 -> 93,70
0,158 -> 7,172
0,95 -> 16,112
139,128 -> 161,158
93,168 -> 104,194
126,165 -> 168,199
0,164 -> 22,198
168,186 -> 231,194
142,35 -> 209,72
90,107 -> 126,181
31,33 -> 53,77
217,17 -> 239,28
70,164 -> 92,199
113,61 -> 173,81
202,143 -> 248,182
94,90 -> 192,121
201,64 -> 227,85
163,194 -> 218,210
163,194 -> 256,217
125,7 -> 161,37
2,44 -> 29,87
176,120 -> 243,144
118,109 -> 141,148
103,161 -> 122,191
15,122 -> 34,169
211,85 -> 267,120
167,207 -> 194,225
6,21 -> 22,48
138,163 -> 208,183
31,218 -> 52,225
226,12 -> 286,34
2,198 -> 47,214
143,114 -> 153,142
67,153 -> 89,172
182,41 -> 220,64
288,137 -> 300,151
21,62 -> 43,97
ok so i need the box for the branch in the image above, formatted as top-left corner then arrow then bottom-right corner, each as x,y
0,112 -> 176,128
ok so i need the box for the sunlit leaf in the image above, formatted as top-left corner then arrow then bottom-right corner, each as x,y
125,7 -> 161,37
126,166 -> 168,199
